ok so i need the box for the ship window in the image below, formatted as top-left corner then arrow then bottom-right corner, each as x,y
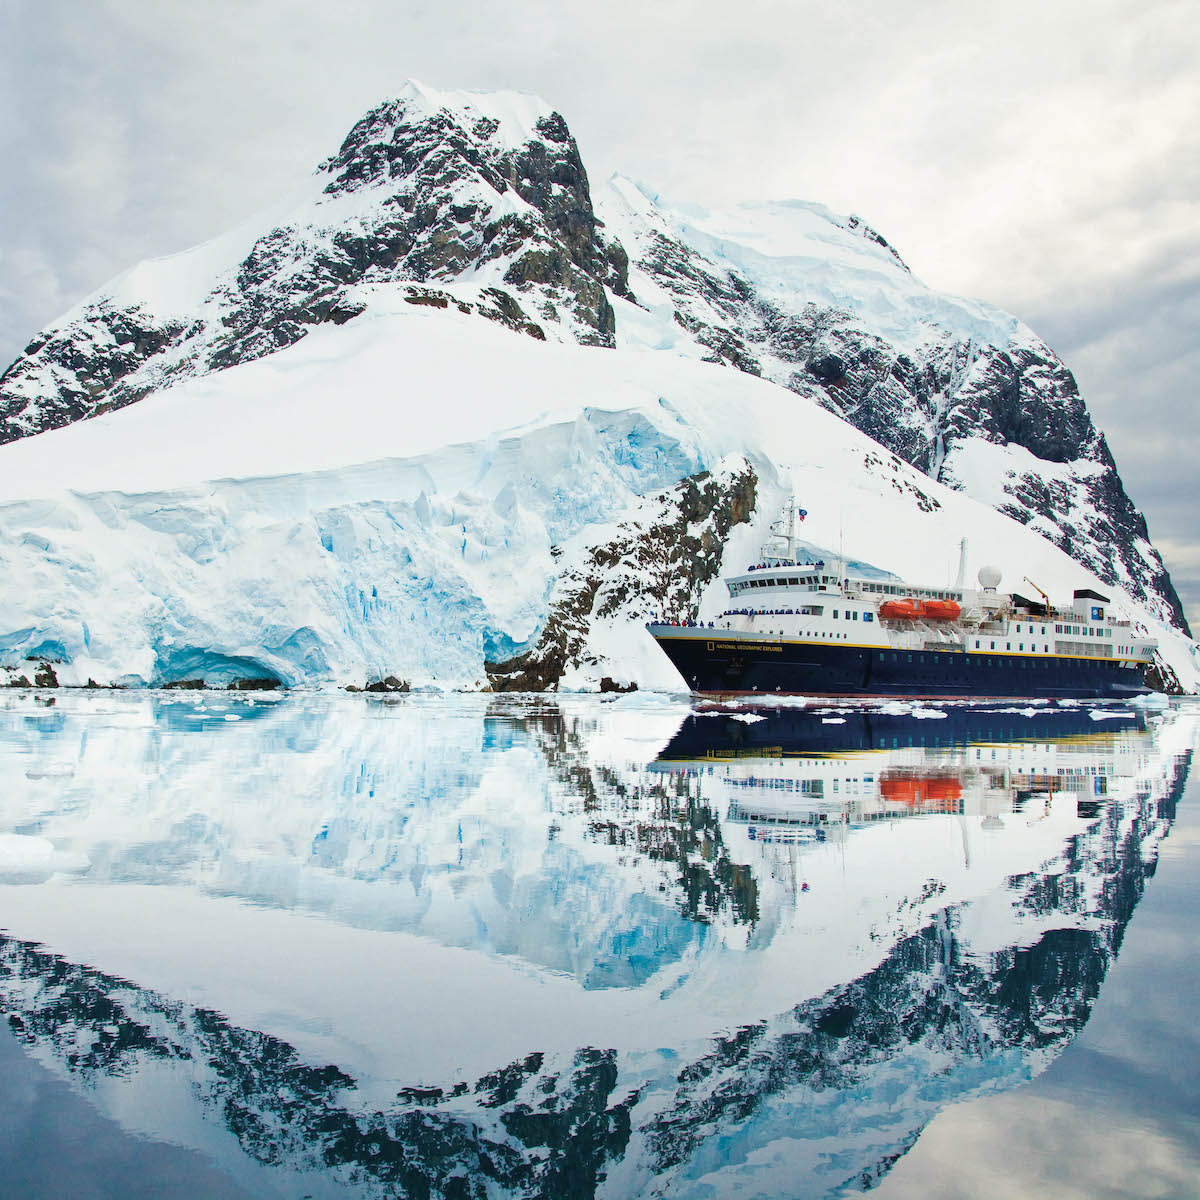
1016,624 -> 1021,633
1006,643 -> 1011,650
1019,643 -> 1023,651
833,610 -> 839,618
990,641 -> 995,649
864,613 -> 873,623
789,577 -> 799,585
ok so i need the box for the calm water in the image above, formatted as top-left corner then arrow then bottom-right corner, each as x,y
0,691 -> 1197,1199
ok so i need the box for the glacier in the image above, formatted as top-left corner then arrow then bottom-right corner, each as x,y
2,296 -> 1196,691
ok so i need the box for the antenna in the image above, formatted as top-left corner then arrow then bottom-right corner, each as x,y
839,513 -> 845,589
955,538 -> 967,590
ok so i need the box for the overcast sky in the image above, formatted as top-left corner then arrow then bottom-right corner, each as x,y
2,0 -> 1196,623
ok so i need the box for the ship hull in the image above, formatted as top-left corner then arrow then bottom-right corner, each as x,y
649,630 -> 1150,699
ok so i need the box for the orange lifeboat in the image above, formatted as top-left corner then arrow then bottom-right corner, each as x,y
880,775 -> 963,809
878,599 -> 921,619
920,599 -> 961,621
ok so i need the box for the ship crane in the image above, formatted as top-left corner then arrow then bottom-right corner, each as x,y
1023,577 -> 1052,615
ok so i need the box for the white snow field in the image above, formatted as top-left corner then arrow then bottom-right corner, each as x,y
0,294 -> 1195,691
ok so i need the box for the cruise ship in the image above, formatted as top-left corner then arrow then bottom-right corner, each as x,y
646,507 -> 1157,699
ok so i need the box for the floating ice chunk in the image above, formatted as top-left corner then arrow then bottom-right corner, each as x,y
0,834 -> 89,880
910,707 -> 948,720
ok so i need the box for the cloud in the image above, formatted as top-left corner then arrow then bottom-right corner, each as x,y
881,1089 -> 1200,1200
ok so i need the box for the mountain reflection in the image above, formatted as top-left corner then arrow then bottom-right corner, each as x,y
0,694 -> 1193,1198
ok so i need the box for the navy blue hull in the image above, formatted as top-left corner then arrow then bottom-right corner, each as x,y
651,633 -> 1151,699
656,705 -> 1147,764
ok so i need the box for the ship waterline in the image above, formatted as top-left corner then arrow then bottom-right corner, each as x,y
649,627 -> 1153,698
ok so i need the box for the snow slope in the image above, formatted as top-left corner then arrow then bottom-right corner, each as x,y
0,295 -> 1195,690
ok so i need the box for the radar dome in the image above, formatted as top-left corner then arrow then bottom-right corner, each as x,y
978,565 -> 1002,590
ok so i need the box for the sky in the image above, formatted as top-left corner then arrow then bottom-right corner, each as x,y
1,0 -> 1196,625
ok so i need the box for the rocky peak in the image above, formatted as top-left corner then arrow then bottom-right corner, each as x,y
0,83 -> 627,446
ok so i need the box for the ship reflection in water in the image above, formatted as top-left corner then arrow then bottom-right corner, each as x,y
0,693 -> 1195,1199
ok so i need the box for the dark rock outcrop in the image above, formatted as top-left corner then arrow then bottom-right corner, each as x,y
486,462 -> 756,691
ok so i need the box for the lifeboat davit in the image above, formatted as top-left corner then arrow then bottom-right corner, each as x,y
920,600 -> 961,621
878,599 -> 921,619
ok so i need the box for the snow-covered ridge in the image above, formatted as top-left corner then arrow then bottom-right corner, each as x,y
339,78 -> 560,162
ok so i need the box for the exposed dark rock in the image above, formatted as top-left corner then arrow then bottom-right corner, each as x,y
487,462 -> 756,691
163,678 -> 206,690
226,677 -> 282,691
31,661 -> 58,688
1145,658 -> 1183,695
598,677 -> 637,693
0,85 -> 1187,647
628,218 -> 1190,635
0,92 -> 629,447
364,675 -> 410,693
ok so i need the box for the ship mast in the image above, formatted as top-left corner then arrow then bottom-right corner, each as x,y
769,499 -> 799,564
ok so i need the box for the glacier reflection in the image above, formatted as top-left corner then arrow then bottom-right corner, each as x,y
0,693 -> 1193,1198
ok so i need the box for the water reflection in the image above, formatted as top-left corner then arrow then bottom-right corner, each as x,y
0,693 -> 1194,1198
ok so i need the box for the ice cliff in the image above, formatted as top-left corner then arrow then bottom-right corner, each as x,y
0,81 -> 1194,690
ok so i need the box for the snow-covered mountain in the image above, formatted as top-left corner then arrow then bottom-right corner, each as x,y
0,81 -> 1194,691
